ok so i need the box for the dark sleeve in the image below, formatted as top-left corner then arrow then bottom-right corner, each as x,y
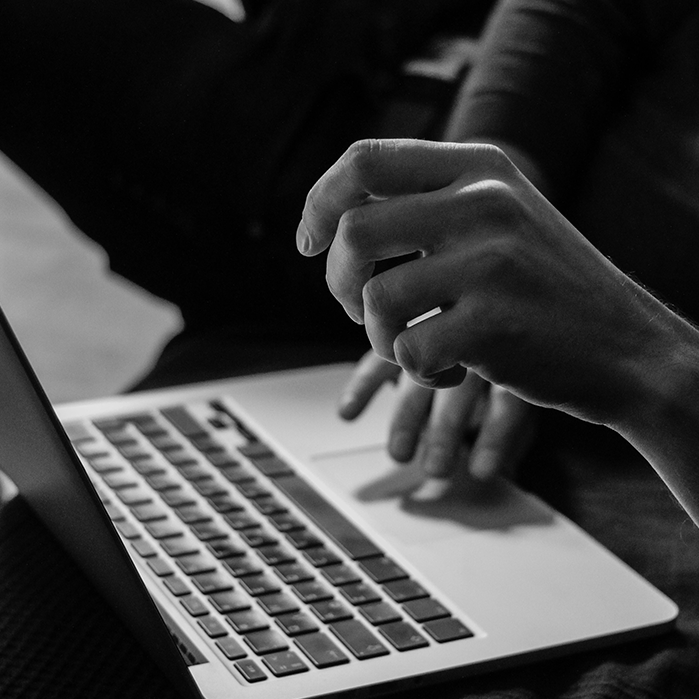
449,0 -> 696,203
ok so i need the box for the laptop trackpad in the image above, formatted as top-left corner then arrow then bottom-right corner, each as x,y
307,446 -> 553,549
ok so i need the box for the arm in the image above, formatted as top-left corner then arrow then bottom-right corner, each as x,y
298,138 -> 699,526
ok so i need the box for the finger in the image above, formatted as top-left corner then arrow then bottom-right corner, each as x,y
387,373 -> 433,463
419,372 -> 487,477
394,302 -> 474,388
325,191 -> 449,324
297,139 -> 494,257
468,387 -> 538,481
338,351 -> 400,420
361,252 -> 460,362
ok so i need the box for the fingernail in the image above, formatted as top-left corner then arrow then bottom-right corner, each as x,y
470,450 -> 496,481
389,431 -> 414,463
338,393 -> 359,419
296,221 -> 310,254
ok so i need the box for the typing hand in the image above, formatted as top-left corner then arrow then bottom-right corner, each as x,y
340,350 -> 537,481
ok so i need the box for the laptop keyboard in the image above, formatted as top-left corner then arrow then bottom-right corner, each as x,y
65,401 -> 473,683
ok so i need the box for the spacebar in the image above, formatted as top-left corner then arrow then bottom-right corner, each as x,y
273,474 -> 382,560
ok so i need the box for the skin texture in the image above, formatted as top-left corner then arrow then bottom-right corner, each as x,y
298,138 -> 699,526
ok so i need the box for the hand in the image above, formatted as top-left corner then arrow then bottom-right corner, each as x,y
340,350 -> 537,481
298,139 -> 674,428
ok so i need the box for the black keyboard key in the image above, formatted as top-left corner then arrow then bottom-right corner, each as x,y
269,512 -> 306,533
88,457 -> 123,474
131,503 -> 167,523
209,590 -> 251,614
64,421 -> 93,442
207,539 -> 246,559
244,629 -> 288,656
383,579 -> 428,602
422,617 -> 474,643
160,489 -> 196,508
117,444 -> 151,462
309,599 -> 353,624
176,553 -> 216,576
131,539 -> 157,557
191,434 -> 225,454
262,650 -> 308,677
145,520 -> 182,539
358,601 -> 401,626
177,463 -> 212,481
116,487 -> 152,506
216,636 -> 247,660
198,616 -> 228,638
275,611 -> 319,637
304,547 -> 341,568
219,464 -> 256,484
237,441 -> 272,459
339,582 -> 381,606
165,450 -> 197,467
147,558 -> 174,577
161,406 -> 207,438
102,472 -> 139,490
359,557 -> 408,584
274,475 -> 382,560
226,609 -> 270,634
131,458 -> 166,476
329,619 -> 389,660
274,561 -> 314,585
234,659 -> 267,683
223,556 -> 263,578
291,580 -> 333,604
163,576 -> 190,596
223,512 -> 259,531
378,621 -> 429,651
251,497 -> 287,516
285,528 -> 322,548
295,632 -> 349,668
237,481 -> 271,500
321,563 -> 361,586
161,537 -> 200,557
207,493 -> 244,513
240,528 -> 277,548
180,595 -> 209,617
256,544 -> 295,566
175,505 -> 211,525
149,434 -> 182,452
146,474 -> 180,492
114,520 -> 140,539
239,573 -> 281,597
247,455 -> 293,479
402,598 -> 450,623
192,571 -> 234,594
193,479 -> 227,498
256,592 -> 299,616
190,521 -> 229,542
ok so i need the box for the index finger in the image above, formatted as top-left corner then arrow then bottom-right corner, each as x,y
296,139 -> 476,257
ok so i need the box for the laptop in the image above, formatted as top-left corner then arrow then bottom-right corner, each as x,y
0,306 -> 677,699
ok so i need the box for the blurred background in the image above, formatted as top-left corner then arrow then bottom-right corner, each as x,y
0,152 -> 181,404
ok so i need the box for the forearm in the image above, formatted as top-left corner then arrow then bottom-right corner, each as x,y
445,0 -> 695,204
613,313 -> 699,527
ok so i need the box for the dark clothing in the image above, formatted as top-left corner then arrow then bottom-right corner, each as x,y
457,0 -> 699,319
0,0 -> 486,338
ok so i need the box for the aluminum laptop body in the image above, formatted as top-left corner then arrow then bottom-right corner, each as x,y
0,308 -> 677,699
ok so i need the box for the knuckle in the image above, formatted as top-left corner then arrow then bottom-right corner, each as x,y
344,139 -> 383,181
472,142 -> 516,175
362,275 -> 393,318
337,206 -> 370,254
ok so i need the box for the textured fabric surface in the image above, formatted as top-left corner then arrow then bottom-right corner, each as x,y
0,401 -> 697,698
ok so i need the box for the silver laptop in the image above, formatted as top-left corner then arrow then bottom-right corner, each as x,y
0,307 -> 677,699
